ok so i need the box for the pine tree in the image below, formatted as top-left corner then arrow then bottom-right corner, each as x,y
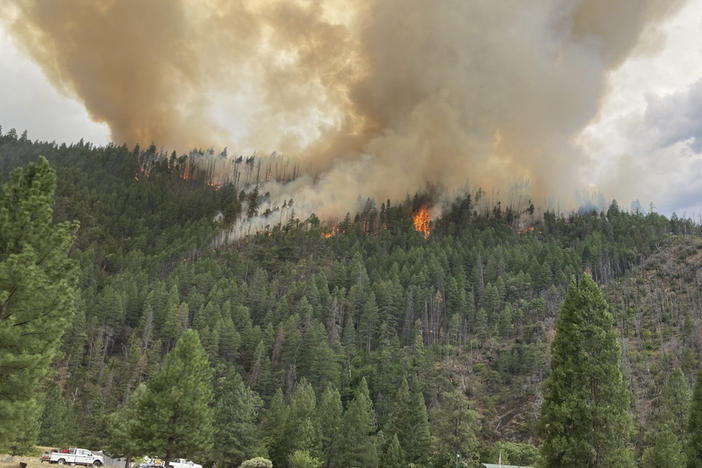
260,389 -> 289,468
135,329 -> 214,467
687,366 -> 702,467
288,450 -> 322,468
104,384 -> 146,468
316,386 -> 342,467
0,156 -> 78,453
381,434 -> 405,468
212,370 -> 263,467
539,274 -> 634,467
661,368 -> 691,440
642,427 -> 685,468
430,390 -> 480,464
358,292 -> 379,353
385,377 -> 431,465
285,379 -> 321,458
37,382 -> 78,447
641,367 -> 689,467
407,384 -> 432,465
340,378 -> 378,467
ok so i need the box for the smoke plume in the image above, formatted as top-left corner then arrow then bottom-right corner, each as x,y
1,0 -> 687,222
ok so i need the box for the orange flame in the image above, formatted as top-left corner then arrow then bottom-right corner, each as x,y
413,208 -> 431,238
322,226 -> 338,239
133,167 -> 150,181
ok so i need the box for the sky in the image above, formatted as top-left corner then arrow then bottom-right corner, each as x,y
1,1 -> 702,218
578,0 -> 702,216
0,24 -> 110,145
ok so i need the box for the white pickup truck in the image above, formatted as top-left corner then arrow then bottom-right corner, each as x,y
41,448 -> 104,466
170,459 -> 202,468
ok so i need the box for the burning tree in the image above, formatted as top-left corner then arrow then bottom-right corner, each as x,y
413,207 -> 431,238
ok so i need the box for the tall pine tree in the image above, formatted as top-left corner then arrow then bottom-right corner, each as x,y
0,156 -> 78,453
340,378 -> 378,468
641,367 -> 689,467
212,370 -> 263,467
135,329 -> 214,467
539,274 -> 634,467
104,384 -> 146,468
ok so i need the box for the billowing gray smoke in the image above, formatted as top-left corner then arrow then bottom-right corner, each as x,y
1,0 -> 686,223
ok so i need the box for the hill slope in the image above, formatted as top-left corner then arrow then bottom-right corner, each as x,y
2,132 -> 702,466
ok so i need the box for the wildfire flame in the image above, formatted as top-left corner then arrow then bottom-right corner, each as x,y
322,226 -> 338,239
413,208 -> 431,238
133,167 -> 150,181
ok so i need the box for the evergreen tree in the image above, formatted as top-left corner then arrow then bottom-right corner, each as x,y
539,274 -> 634,467
316,386 -> 342,467
661,368 -> 691,440
430,390 -> 480,465
135,329 -> 214,467
642,367 -> 689,467
38,382 -> 78,447
104,384 -> 146,468
0,156 -> 78,453
642,427 -> 685,468
212,370 -> 263,467
687,366 -> 702,467
340,378 -> 378,468
260,389 -> 289,468
380,434 -> 405,468
385,377 -> 431,465
288,450 -> 322,468
285,379 -> 321,458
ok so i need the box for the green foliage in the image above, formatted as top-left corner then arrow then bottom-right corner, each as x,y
687,366 -> 702,467
285,379 -> 321,458
642,427 -> 685,468
260,389 -> 289,467
385,378 -> 431,465
104,384 -> 146,464
340,378 -> 378,468
38,381 -> 78,447
2,138 -> 700,466
212,370 -> 263,467
0,156 -> 77,453
135,330 -> 214,464
641,368 -> 689,467
429,390 -> 480,465
539,274 -> 634,467
381,434 -> 405,468
288,450 -> 322,468
238,458 -> 272,468
483,441 -> 540,466
316,386 -> 342,465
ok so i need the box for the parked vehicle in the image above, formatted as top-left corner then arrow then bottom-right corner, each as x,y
138,457 -> 201,468
169,459 -> 202,468
41,448 -> 104,466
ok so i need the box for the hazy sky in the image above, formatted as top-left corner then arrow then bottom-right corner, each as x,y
1,1 -> 702,217
0,24 -> 110,145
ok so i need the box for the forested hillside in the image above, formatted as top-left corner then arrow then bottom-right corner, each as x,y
2,129 -> 702,467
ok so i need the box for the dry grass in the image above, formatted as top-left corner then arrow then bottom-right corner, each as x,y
0,454 -> 45,468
